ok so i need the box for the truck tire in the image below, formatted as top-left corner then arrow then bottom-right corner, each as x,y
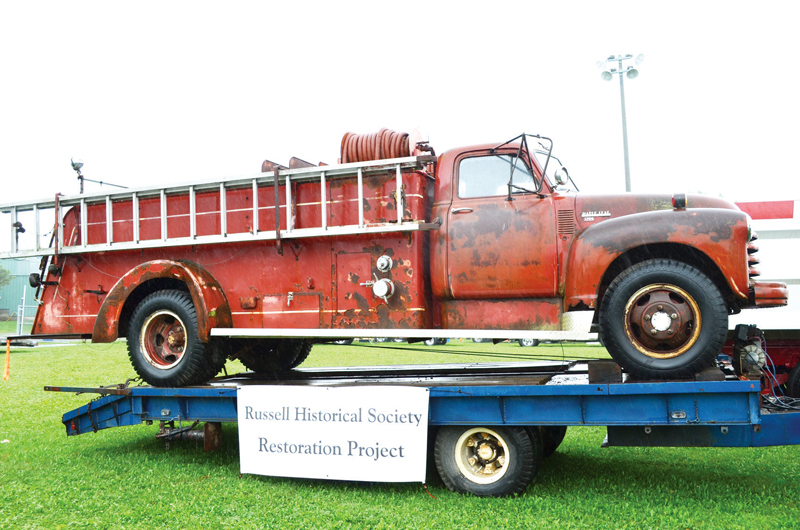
127,290 -> 221,387
518,338 -> 540,347
332,339 -> 354,345
434,425 -> 541,497
424,338 -> 447,346
236,339 -> 313,372
787,362 -> 800,398
599,259 -> 727,379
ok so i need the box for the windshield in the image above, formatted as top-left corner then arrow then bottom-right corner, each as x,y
532,150 -> 578,192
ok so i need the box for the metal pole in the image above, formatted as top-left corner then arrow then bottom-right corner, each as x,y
618,59 -> 631,192
17,285 -> 26,335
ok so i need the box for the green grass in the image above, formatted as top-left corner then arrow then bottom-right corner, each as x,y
0,320 -> 31,336
0,341 -> 797,529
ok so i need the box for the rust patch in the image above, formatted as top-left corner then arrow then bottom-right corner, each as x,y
239,297 -> 258,310
352,292 -> 370,312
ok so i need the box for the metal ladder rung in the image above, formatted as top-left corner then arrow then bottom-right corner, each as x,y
252,179 -> 258,234
105,196 -> 113,245
220,183 -> 227,237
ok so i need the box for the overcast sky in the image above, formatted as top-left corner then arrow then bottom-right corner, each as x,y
1,1 -> 798,207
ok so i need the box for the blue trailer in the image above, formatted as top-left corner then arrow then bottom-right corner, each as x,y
46,360 -> 800,497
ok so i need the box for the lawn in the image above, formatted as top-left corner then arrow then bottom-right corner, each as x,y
0,340 -> 797,529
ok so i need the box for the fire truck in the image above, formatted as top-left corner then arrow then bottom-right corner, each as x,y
0,129 -> 787,386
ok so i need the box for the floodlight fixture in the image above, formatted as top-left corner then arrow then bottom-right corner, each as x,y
596,53 -> 644,192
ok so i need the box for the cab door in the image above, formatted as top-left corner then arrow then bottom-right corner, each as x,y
445,150 -> 558,299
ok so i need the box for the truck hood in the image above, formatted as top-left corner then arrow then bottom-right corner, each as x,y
571,193 -> 739,228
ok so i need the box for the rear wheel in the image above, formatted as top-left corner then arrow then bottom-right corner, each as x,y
518,338 -> 540,347
434,425 -> 541,497
599,259 -> 727,379
235,339 -> 313,372
425,338 -> 447,346
127,290 -> 221,387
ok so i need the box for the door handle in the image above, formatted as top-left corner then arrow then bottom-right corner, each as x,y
451,208 -> 473,214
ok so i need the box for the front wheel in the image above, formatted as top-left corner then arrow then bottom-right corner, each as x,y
599,259 -> 728,379
518,338 -> 540,347
127,290 -> 221,387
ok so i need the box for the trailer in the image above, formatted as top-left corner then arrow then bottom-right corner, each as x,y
46,357 -> 800,497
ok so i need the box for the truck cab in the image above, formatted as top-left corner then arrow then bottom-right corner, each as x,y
430,134 -> 787,379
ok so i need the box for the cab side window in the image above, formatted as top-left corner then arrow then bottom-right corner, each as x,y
457,154 -> 538,199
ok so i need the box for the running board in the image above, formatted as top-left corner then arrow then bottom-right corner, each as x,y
210,328 -> 599,342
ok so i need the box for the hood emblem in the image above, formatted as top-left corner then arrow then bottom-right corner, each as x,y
581,210 -> 611,221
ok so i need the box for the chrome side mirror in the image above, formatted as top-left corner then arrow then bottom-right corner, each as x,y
554,167 -> 569,186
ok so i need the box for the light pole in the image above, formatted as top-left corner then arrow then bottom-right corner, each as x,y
598,54 -> 644,192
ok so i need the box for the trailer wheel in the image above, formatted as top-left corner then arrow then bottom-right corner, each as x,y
787,362 -> 800,398
235,339 -> 313,372
434,425 -> 541,497
518,338 -> 540,347
538,426 -> 567,458
599,259 -> 727,379
127,290 -> 219,387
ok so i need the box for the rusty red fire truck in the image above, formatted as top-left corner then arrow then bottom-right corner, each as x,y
0,129 -> 788,386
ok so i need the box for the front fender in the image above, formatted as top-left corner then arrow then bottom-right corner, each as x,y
92,260 -> 233,343
564,208 -> 749,309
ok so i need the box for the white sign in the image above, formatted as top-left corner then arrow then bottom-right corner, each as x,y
237,385 -> 430,483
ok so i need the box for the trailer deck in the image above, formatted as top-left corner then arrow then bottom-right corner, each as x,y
46,361 -> 800,448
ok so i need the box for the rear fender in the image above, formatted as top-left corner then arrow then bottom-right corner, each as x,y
564,208 -> 749,310
92,260 -> 232,343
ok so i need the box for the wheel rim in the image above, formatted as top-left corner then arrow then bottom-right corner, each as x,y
454,428 -> 510,484
623,283 -> 702,359
140,310 -> 187,370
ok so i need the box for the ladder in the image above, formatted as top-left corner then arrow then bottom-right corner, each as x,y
0,155 -> 438,259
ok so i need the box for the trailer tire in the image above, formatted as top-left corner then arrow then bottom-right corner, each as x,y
235,339 -> 313,372
434,425 -> 541,497
599,259 -> 727,379
787,362 -> 800,398
538,426 -> 568,458
127,290 -> 220,387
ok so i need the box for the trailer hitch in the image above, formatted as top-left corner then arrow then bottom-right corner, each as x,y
156,420 -> 222,452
